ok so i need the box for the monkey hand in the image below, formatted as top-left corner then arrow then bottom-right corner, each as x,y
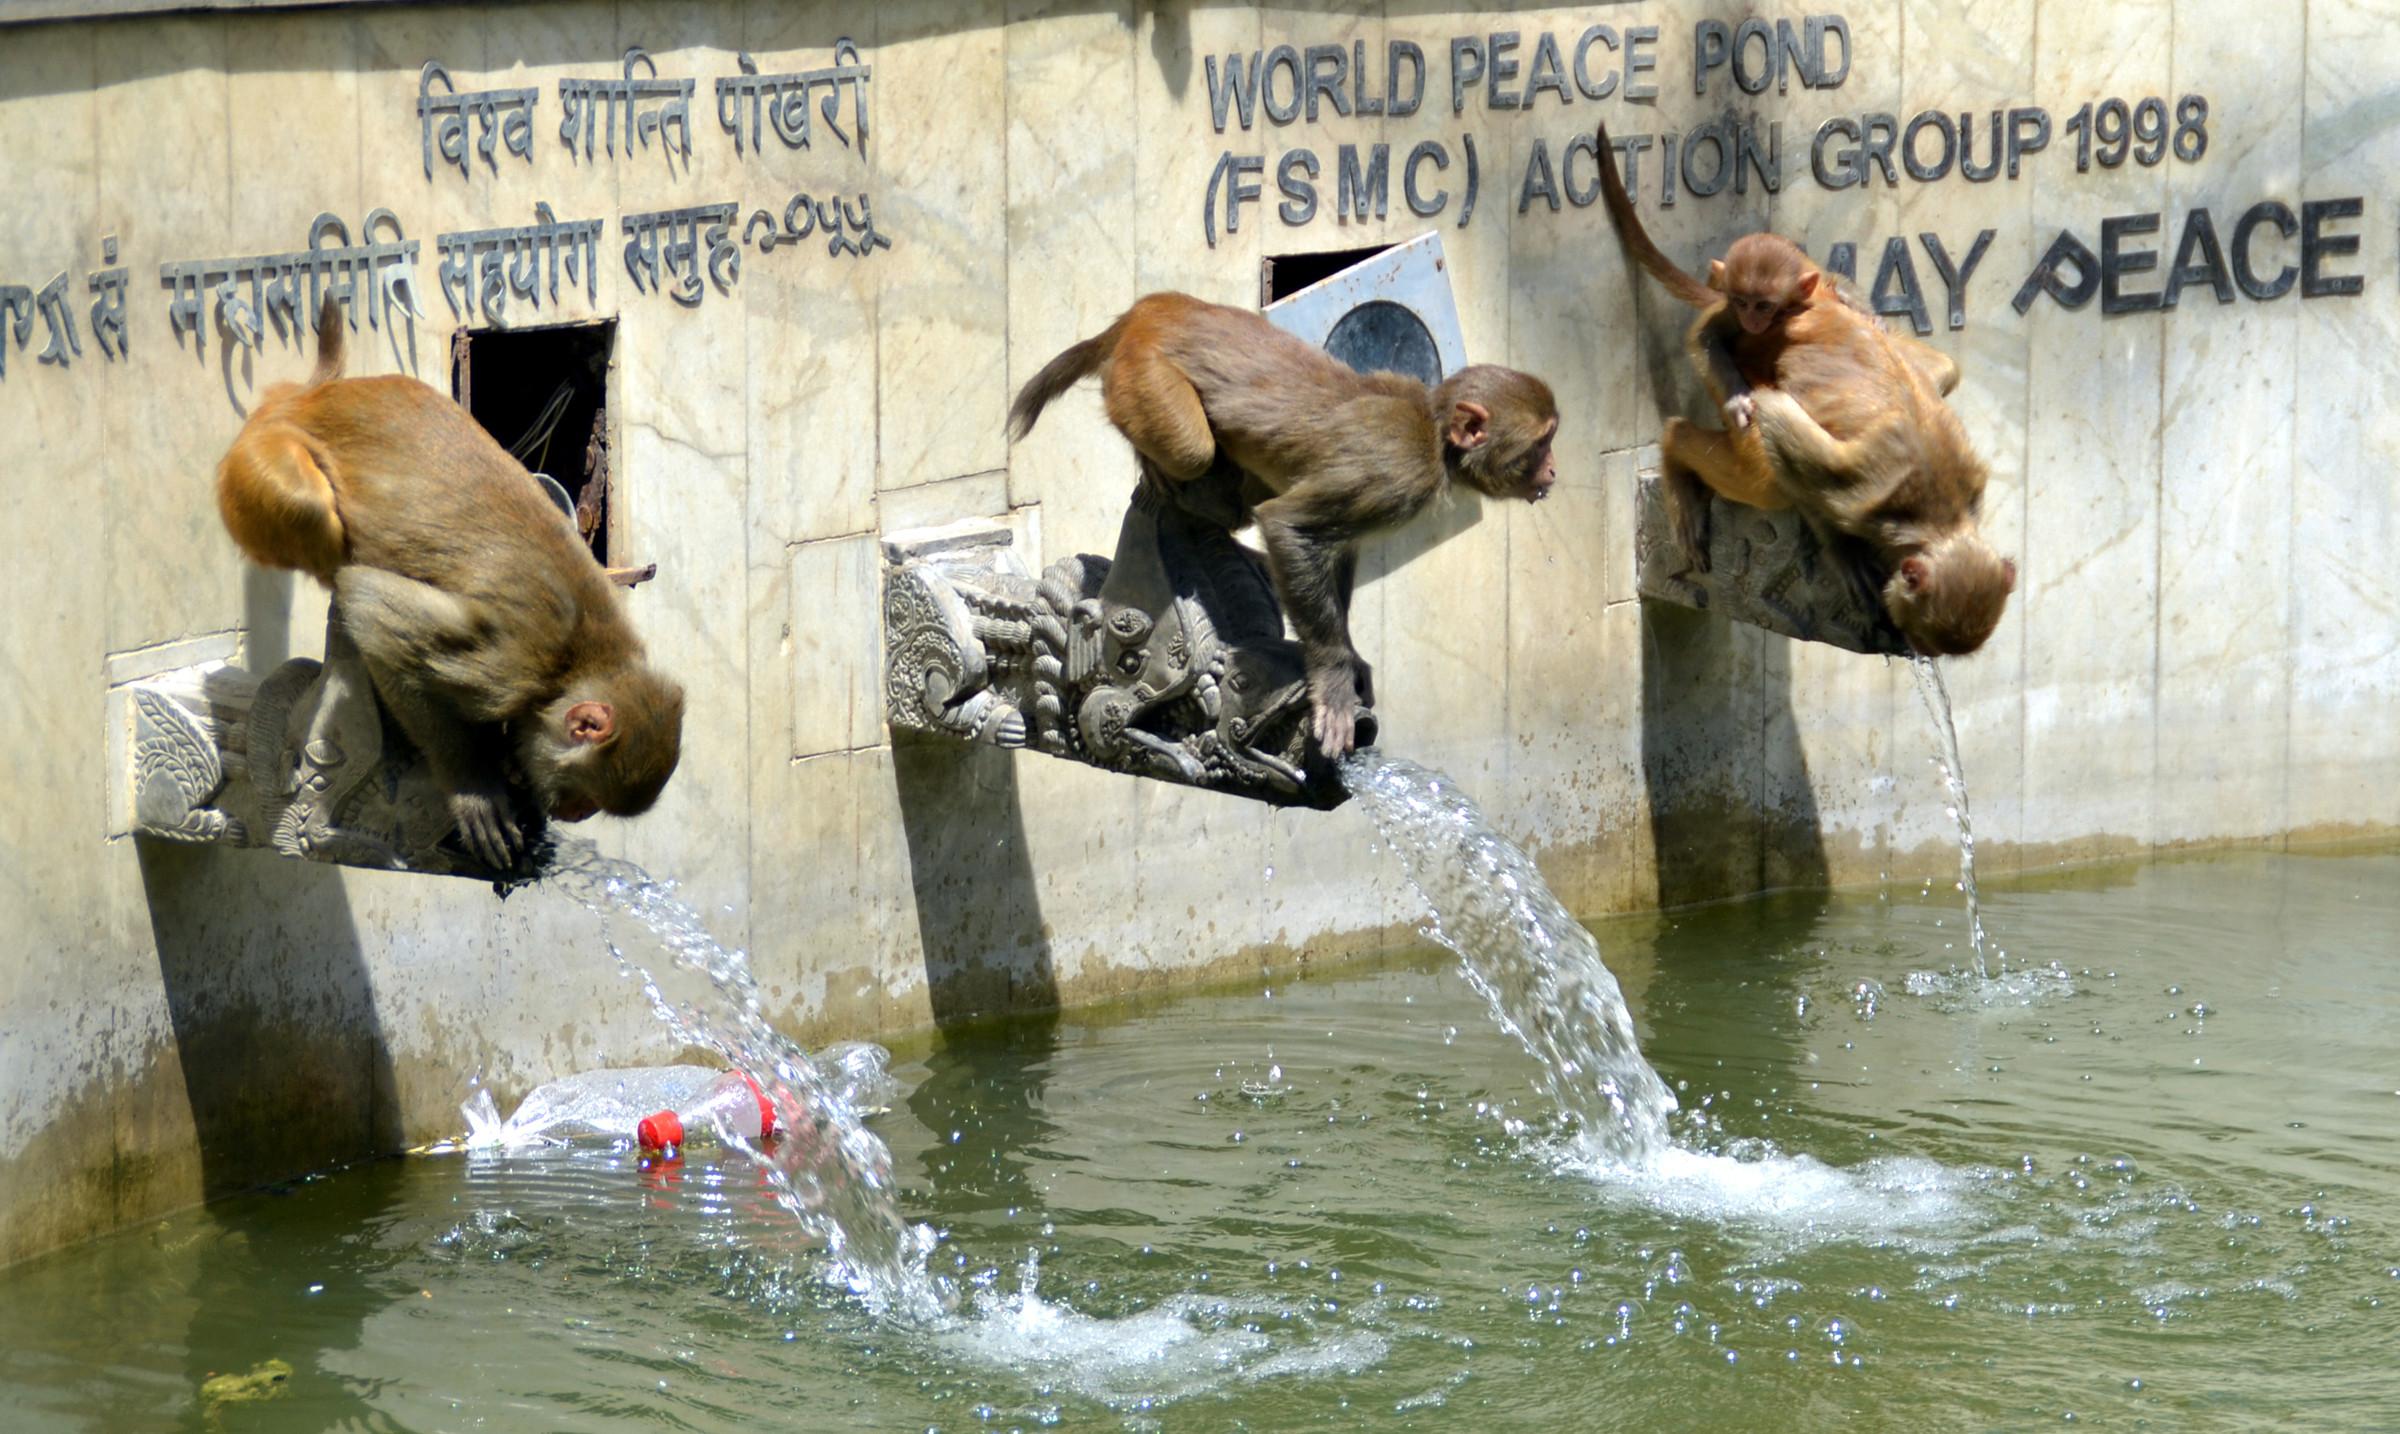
1722,392 -> 1757,430
449,787 -> 524,871
1308,660 -> 1371,759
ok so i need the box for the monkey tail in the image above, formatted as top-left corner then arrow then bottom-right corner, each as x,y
307,293 -> 346,388
1594,122 -> 1719,309
1007,319 -> 1125,443
214,295 -> 351,583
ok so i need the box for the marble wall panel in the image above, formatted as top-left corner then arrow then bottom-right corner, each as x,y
1132,3 -> 1261,306
2150,0 -> 2301,844
1011,754 -> 1147,993
94,19 -> 241,657
1260,797 -> 1409,971
609,418 -> 751,934
2017,0 -> 2173,854
871,0 -> 1009,493
744,249 -> 879,547
1256,0 -> 1386,261
748,749 -> 877,1038
1130,781 -> 1272,975
735,0 -> 880,544
2290,0 -> 2400,833
1499,6 -> 1642,459
1498,450 -> 1646,911
786,531 -> 882,758
0,23 -> 115,1213
1002,2 -> 1137,549
1638,600 -> 1783,908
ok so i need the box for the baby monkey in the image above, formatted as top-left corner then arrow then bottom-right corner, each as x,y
215,299 -> 684,867
1009,292 -> 1559,757
1595,124 -> 2013,657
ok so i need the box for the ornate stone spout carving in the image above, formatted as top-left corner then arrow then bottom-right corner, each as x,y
124,611 -> 543,882
1632,469 -> 1909,656
883,484 -> 1368,810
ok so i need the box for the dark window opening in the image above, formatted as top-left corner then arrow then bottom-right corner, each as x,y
1260,243 -> 1393,306
451,320 -> 617,567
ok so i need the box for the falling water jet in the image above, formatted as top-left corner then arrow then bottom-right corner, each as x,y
1907,655 -> 1991,977
1338,752 -> 1677,1162
538,837 -> 947,1320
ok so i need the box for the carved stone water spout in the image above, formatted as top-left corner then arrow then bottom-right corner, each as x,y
126,610 -> 544,882
882,482 -> 1366,809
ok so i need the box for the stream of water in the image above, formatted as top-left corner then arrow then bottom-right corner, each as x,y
1338,751 -> 1678,1160
1908,655 -> 1992,976
539,839 -> 942,1317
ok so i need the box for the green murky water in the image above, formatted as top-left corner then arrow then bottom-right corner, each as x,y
4,849 -> 2397,1432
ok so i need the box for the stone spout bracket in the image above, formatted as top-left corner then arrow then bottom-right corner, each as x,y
115,610 -> 545,885
1632,467 -> 1909,657
882,490 -> 1365,810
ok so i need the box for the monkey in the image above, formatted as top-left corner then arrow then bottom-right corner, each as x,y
1008,292 -> 1559,758
1594,123 -> 2013,657
214,299 -> 684,867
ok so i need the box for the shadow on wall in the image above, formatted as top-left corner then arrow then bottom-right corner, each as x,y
892,733 -> 1059,1025
1639,601 -> 1830,908
135,842 -> 399,1200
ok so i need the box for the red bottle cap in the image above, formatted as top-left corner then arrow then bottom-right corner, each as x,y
637,1111 -> 683,1150
740,1071 -> 777,1138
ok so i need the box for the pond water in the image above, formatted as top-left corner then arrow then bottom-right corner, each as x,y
4,849 -> 2396,1432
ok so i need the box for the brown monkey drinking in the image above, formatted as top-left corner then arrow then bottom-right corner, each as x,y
1008,291 -> 1559,757
1595,124 -> 2015,657
214,300 -> 683,868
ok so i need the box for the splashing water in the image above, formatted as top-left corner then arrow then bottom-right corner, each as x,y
1908,655 -> 1991,976
1339,752 -> 1677,1160
540,838 -> 945,1318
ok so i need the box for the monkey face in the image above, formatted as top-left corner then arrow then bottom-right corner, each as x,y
1886,539 -> 2016,657
530,672 -> 685,822
1465,416 -> 1557,503
1731,294 -> 1786,334
1510,420 -> 1560,502
1438,370 -> 1560,504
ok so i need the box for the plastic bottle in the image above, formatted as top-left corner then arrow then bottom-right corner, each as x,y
637,1069 -> 778,1151
455,1043 -> 896,1153
462,1065 -> 724,1150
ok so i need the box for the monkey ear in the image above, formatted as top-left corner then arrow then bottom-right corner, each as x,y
564,700 -> 616,745
1707,259 -> 1728,290
1447,401 -> 1492,451
2002,558 -> 2018,593
1898,556 -> 1931,595
1795,271 -> 1820,300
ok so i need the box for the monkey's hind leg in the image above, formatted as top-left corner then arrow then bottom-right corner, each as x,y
1103,350 -> 1218,483
215,420 -> 346,583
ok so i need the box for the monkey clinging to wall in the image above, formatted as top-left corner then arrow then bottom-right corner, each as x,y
1008,291 -> 1560,758
214,299 -> 684,868
1596,123 -> 2015,658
